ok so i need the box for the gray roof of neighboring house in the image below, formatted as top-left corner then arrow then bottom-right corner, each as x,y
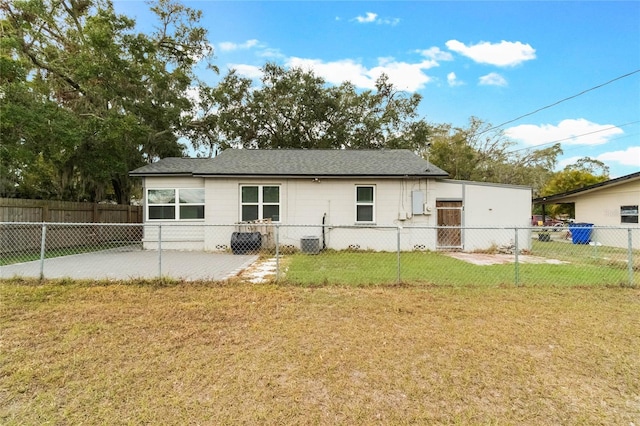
532,171 -> 640,204
130,149 -> 449,178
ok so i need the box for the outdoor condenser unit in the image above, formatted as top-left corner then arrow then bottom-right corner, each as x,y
300,236 -> 320,254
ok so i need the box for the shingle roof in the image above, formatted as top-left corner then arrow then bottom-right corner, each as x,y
532,171 -> 640,204
130,149 -> 449,178
129,157 -> 210,175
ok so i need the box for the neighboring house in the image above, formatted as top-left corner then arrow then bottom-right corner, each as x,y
533,171 -> 640,249
130,149 -> 532,252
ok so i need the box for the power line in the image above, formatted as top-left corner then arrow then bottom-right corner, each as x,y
478,69 -> 640,135
507,120 -> 640,153
559,132 -> 640,156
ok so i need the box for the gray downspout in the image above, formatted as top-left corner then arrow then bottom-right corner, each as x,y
461,182 -> 466,250
322,213 -> 327,250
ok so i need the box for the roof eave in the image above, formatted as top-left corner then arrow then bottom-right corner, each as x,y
191,173 -> 449,179
128,172 -> 194,177
533,171 -> 640,204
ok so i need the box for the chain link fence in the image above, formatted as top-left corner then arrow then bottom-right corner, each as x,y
1,222 -> 637,286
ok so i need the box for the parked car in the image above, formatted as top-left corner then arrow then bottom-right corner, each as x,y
531,215 -> 565,228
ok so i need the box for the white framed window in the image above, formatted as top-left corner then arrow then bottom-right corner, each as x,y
241,185 -> 280,222
621,205 -> 638,224
147,188 -> 204,220
355,185 -> 375,223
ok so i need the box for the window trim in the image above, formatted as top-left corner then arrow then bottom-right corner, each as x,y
240,184 -> 281,222
621,205 -> 639,224
146,188 -> 205,221
355,185 -> 375,224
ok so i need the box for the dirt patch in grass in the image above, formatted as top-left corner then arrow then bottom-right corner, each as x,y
1,280 -> 639,424
446,252 -> 569,265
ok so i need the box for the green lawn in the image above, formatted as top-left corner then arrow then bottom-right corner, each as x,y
531,239 -> 638,267
283,243 -> 638,287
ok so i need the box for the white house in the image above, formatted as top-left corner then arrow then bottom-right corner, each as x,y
130,149 -> 532,252
533,171 -> 640,249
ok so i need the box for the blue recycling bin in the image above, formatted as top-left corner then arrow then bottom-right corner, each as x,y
569,222 -> 593,244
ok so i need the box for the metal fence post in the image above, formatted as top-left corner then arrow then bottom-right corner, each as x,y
158,224 -> 162,278
628,228 -> 634,287
397,225 -> 401,284
275,224 -> 280,282
514,227 -> 520,286
39,223 -> 47,280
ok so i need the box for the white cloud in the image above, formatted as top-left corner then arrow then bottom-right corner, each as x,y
556,156 -> 583,170
479,72 -> 507,86
597,146 -> 640,167
416,47 -> 453,61
447,72 -> 464,87
286,57 -> 372,87
380,17 -> 401,26
285,56 -> 436,91
229,64 -> 263,79
185,85 -> 200,103
257,48 -> 286,59
218,42 -> 236,51
217,39 -> 260,52
446,39 -> 536,67
353,12 -> 399,25
505,119 -> 625,146
355,12 -> 377,23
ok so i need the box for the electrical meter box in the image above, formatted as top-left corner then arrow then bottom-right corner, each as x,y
412,191 -> 424,215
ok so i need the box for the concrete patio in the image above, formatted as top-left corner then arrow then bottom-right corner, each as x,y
0,246 -> 259,281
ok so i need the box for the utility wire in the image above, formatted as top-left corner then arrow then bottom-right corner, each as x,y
507,120 -> 640,153
478,69 -> 640,135
559,132 -> 639,156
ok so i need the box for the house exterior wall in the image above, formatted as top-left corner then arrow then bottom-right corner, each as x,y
202,177 -> 435,251
561,179 -> 640,249
140,176 -> 532,252
141,176 -> 207,250
434,180 -> 532,251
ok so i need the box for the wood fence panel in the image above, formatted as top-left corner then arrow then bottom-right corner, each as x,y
0,198 -> 142,223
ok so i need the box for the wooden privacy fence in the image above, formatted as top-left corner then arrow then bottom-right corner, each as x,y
0,199 -> 142,255
0,198 -> 142,223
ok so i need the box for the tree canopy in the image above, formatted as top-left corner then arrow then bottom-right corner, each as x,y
1,0 -> 213,202
0,0 -> 605,206
536,158 -> 610,217
192,63 -> 431,153
194,64 -> 562,197
427,117 -> 562,195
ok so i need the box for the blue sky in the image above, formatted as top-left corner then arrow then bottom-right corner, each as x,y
114,1 -> 640,178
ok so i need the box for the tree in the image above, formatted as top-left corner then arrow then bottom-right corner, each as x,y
564,157 -> 609,176
427,117 -> 562,194
537,157 -> 610,217
196,63 -> 432,152
0,0 -> 214,202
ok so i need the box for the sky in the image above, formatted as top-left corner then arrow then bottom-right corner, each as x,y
114,1 -> 640,178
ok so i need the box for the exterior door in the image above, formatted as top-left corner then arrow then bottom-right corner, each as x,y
436,200 -> 462,248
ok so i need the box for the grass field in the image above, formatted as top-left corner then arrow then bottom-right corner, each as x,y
1,279 -> 639,424
283,242 -> 639,286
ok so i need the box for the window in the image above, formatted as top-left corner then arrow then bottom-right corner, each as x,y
241,185 -> 280,222
356,185 -> 375,223
147,188 -> 204,220
621,205 -> 638,224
